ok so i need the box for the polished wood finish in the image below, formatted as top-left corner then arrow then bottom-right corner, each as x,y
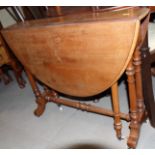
2,20 -> 138,97
1,7 -> 150,148
2,8 -> 148,97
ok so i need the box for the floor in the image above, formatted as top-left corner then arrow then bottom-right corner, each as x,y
0,23 -> 155,149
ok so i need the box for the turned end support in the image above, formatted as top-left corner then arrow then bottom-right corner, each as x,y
34,96 -> 47,117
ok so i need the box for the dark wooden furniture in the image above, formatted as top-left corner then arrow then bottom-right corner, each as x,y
139,6 -> 155,128
0,23 -> 25,88
1,7 -> 150,148
0,27 -> 12,84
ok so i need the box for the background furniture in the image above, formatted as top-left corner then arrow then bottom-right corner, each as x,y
0,22 -> 25,88
140,6 -> 155,128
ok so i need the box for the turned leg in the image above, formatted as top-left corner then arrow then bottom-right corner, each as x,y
10,60 -> 26,88
25,69 -> 47,117
126,60 -> 140,148
111,82 -> 122,139
133,47 -> 146,121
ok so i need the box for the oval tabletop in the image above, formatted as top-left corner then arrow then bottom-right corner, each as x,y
1,8 -> 149,97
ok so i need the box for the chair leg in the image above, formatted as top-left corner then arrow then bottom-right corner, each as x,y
111,82 -> 122,139
126,59 -> 140,149
25,69 -> 47,117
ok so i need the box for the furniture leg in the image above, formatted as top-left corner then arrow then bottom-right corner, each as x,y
0,67 -> 12,84
25,69 -> 47,116
133,47 -> 146,122
111,82 -> 122,139
126,60 -> 140,148
10,60 -> 26,88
